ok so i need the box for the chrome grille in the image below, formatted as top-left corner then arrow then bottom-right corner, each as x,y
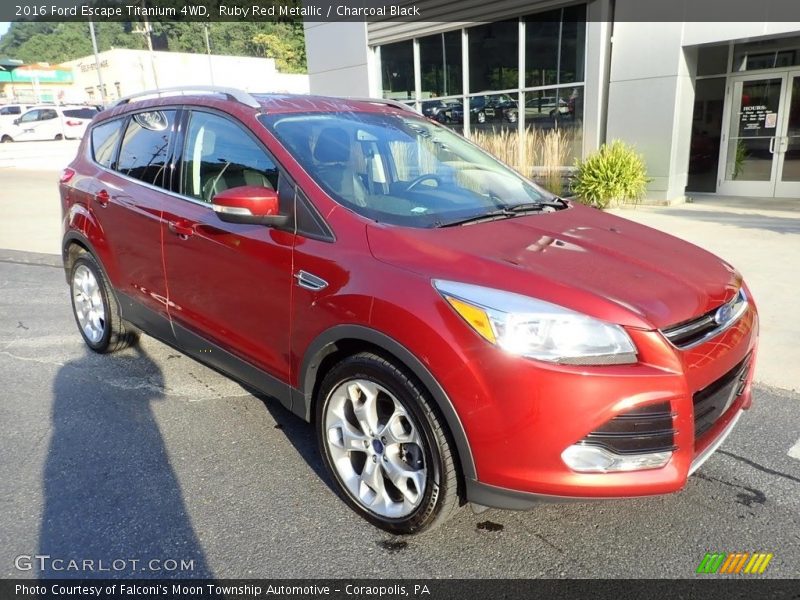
661,289 -> 748,350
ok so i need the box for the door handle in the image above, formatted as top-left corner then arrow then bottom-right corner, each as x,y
94,189 -> 110,207
168,220 -> 194,238
769,137 -> 776,154
294,270 -> 328,291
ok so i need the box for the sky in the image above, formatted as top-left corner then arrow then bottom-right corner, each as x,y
0,22 -> 9,39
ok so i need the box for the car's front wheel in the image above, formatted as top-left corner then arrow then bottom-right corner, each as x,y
316,352 -> 460,534
69,252 -> 138,353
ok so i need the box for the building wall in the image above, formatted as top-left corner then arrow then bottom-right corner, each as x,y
62,49 -> 309,104
304,21 -> 373,96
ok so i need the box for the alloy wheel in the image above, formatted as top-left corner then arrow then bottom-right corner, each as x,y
323,378 -> 427,519
71,264 -> 106,344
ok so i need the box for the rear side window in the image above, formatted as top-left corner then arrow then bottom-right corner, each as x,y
40,109 -> 58,120
64,108 -> 98,119
180,110 -> 279,203
91,119 -> 124,169
117,110 -> 177,187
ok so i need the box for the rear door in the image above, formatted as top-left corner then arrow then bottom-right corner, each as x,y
87,109 -> 178,330
161,109 -> 295,382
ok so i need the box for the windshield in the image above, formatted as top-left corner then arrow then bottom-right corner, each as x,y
260,111 -> 562,228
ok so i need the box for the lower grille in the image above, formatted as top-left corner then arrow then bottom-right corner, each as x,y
580,401 -> 676,455
693,354 -> 751,439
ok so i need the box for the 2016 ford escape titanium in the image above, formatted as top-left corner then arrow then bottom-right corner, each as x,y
60,87 -> 758,534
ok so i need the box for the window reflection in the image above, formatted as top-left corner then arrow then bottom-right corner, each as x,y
468,20 -> 519,91
420,31 -> 462,98
381,41 -> 414,101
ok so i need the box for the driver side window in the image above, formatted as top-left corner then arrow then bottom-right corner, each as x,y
180,111 -> 279,204
20,110 -> 39,123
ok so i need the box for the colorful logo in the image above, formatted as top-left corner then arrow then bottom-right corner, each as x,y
696,552 -> 773,574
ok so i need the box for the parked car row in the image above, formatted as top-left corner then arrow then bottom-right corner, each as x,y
0,104 -> 99,142
420,92 -> 577,126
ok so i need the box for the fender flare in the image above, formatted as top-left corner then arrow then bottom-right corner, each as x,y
62,230 -> 103,282
295,324 -> 476,481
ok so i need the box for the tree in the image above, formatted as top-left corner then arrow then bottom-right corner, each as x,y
0,21 -> 307,73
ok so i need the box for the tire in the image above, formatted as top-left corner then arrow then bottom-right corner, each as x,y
69,252 -> 139,353
54,134 -> 64,141
476,111 -> 486,124
316,352 -> 461,534
1,135 -> 13,143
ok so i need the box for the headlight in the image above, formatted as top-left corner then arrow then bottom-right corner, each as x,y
434,280 -> 637,365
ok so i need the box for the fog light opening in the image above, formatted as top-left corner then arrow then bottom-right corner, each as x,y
561,444 -> 672,473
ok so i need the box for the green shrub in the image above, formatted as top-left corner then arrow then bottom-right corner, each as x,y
572,140 -> 650,208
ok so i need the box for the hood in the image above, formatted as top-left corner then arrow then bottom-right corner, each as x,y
366,204 -> 740,330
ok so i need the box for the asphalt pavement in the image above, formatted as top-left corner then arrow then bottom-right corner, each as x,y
1,257 -> 799,579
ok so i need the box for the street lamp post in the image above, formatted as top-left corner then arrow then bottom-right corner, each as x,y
88,21 -> 107,104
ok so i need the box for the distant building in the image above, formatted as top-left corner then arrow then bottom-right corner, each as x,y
61,48 -> 309,104
0,63 -> 75,103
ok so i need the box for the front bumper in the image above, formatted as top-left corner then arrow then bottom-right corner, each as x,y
451,304 -> 758,507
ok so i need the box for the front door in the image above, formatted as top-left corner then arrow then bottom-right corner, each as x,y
161,109 -> 295,383
718,71 -> 800,197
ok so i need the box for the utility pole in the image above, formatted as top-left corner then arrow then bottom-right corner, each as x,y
133,2 -> 159,90
88,21 -> 106,104
204,24 -> 214,85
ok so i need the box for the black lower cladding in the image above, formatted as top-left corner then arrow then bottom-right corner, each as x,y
581,401 -> 676,455
693,354 -> 751,439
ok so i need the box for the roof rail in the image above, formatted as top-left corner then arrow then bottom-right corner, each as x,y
113,86 -> 260,109
345,97 -> 419,114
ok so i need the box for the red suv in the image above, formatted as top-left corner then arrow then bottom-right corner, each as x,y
60,87 -> 758,534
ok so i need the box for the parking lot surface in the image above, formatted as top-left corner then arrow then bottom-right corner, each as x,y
1,258 -> 799,579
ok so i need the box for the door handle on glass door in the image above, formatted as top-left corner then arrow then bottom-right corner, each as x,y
168,220 -> 194,238
769,137 -> 776,154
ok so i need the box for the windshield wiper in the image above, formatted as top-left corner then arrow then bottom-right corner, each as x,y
507,197 -> 568,211
436,199 -> 567,228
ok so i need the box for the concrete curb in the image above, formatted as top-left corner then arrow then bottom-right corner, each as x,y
0,248 -> 62,268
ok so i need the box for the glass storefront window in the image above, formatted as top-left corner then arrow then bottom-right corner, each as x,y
523,88 -> 583,168
419,30 -> 462,98
525,12 -> 559,88
559,5 -> 586,84
380,41 -> 414,101
526,7 -> 586,88
733,37 -> 800,72
697,45 -> 729,76
376,5 -> 586,169
468,20 -> 519,92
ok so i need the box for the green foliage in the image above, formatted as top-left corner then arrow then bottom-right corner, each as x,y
0,21 -> 307,73
572,140 -> 650,208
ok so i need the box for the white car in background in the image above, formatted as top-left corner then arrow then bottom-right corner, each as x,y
1,105 -> 99,142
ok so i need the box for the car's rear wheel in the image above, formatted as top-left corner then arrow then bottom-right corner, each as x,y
69,252 -> 138,353
316,352 -> 460,534
476,111 -> 487,124
1,135 -> 13,143
54,134 -> 64,141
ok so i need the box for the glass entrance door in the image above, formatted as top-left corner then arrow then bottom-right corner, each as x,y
718,74 -> 785,197
718,71 -> 800,197
774,70 -> 800,197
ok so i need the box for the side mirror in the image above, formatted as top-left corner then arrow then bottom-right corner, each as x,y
211,185 -> 289,227
12,118 -> 20,125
